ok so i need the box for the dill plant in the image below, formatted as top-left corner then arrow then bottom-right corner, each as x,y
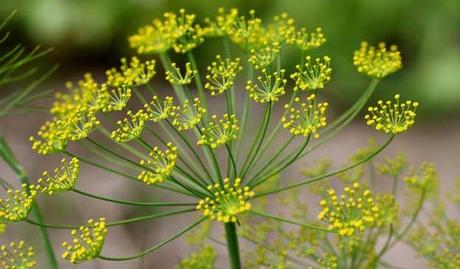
0,8 -> 425,269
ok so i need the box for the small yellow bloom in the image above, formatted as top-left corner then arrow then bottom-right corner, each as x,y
205,55 -> 242,96
0,184 -> 36,223
248,41 -> 281,70
353,41 -> 402,78
291,56 -> 332,91
171,98 -> 207,131
288,27 -> 326,51
246,69 -> 287,103
198,114 -> 239,148
144,95 -> 174,122
105,57 -> 156,88
37,157 -> 80,195
138,143 -> 177,185
165,62 -> 197,86
0,240 -> 36,269
111,110 -> 148,142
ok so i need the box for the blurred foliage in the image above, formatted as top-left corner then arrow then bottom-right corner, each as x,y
0,0 -> 458,116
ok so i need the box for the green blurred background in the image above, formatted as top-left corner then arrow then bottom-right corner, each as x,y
0,0 -> 459,117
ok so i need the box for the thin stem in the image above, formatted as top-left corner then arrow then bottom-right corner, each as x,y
72,189 -> 196,207
187,51 -> 209,122
254,135 -> 395,198
159,53 -> 188,104
226,143 -> 237,178
250,210 -> 332,233
224,222 -> 242,269
98,217 -> 206,261
235,64 -> 254,163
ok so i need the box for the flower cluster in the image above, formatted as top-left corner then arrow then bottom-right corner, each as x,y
198,114 -> 239,148
317,183 -> 384,236
62,218 -> 107,264
176,245 -> 216,269
37,157 -> 80,195
248,42 -> 281,70
288,27 -> 326,51
138,143 -> 178,185
197,178 -> 255,223
111,110 -> 148,142
171,98 -> 207,131
165,62 -> 197,86
291,56 -> 332,91
0,240 -> 36,269
246,69 -> 287,103
282,94 -> 328,138
353,42 -> 402,78
205,55 -> 242,96
365,94 -> 418,134
144,95 -> 175,122
106,57 -> 156,87
0,185 -> 36,223
404,162 -> 438,193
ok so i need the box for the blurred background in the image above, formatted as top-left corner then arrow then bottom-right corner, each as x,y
0,0 -> 459,268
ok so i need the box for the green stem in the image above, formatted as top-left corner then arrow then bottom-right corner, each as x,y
224,222 -> 242,269
249,210 -> 332,233
159,53 -> 188,104
225,143 -> 237,178
186,51 -> 209,122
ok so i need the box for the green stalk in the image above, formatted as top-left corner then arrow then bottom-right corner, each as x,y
224,222 -> 242,269
186,51 -> 209,123
159,53 -> 188,104
249,210 -> 331,233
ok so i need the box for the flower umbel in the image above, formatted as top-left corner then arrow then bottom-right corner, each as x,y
138,143 -> 178,185
0,240 -> 36,269
111,110 -> 148,142
353,42 -> 402,78
171,98 -> 207,131
62,218 -> 107,264
288,27 -> 326,51
282,94 -> 328,138
0,185 -> 36,224
144,95 -> 174,122
365,94 -> 418,134
198,114 -> 239,148
197,178 -> 254,223
248,41 -> 281,70
291,56 -> 332,91
246,69 -> 287,103
205,55 -> 242,96
105,57 -> 156,87
165,62 -> 197,86
37,157 -> 80,195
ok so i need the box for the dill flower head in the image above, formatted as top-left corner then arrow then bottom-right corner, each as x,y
205,55 -> 242,96
144,95 -> 174,122
404,162 -> 438,192
170,10 -> 205,54
101,85 -> 132,112
0,185 -> 36,224
29,119 -> 70,155
353,42 -> 402,78
365,94 -> 418,134
197,178 -> 255,223
171,98 -> 207,131
111,110 -> 148,143
267,12 -> 296,44
198,114 -> 239,148
288,27 -> 326,51
66,108 -> 101,142
227,10 -> 268,51
317,182 -> 383,236
106,57 -> 156,88
165,62 -> 197,86
291,56 -> 332,91
0,240 -> 36,269
37,157 -> 80,195
246,69 -> 287,103
62,218 -> 107,264
176,245 -> 216,269
248,41 -> 281,70
202,8 -> 238,37
281,94 -> 328,138
138,143 -> 177,185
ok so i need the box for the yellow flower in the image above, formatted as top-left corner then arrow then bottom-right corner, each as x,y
248,41 -> 281,70
227,10 -> 269,51
171,98 -> 207,131
37,157 -> 80,195
288,27 -> 326,51
144,95 -> 174,122
365,94 -> 418,134
0,240 -> 36,269
111,110 -> 148,142
197,178 -> 254,223
105,57 -> 156,88
165,62 -> 197,86
281,94 -> 328,138
30,119 -> 70,155
62,218 -> 107,264
353,41 -> 402,78
267,12 -> 296,44
201,8 -> 238,37
317,183 -> 383,236
0,184 -> 36,223
101,85 -> 132,112
198,114 -> 239,148
246,69 -> 287,103
205,55 -> 242,96
291,56 -> 332,91
138,143 -> 177,185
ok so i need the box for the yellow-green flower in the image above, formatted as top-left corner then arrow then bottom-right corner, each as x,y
66,108 -> 101,142
0,184 -> 36,223
246,69 -> 287,103
317,182 -> 383,236
37,157 -> 80,195
0,240 -> 36,269
291,56 -> 332,91
29,119 -> 70,155
205,55 -> 242,96
197,178 -> 254,223
248,41 -> 281,70
198,114 -> 239,148
365,94 -> 418,134
176,245 -> 216,269
144,95 -> 174,122
404,162 -> 438,193
202,8 -> 238,37
138,143 -> 177,185
288,27 -> 326,51
282,94 -> 328,138
171,98 -> 207,131
267,12 -> 296,44
111,110 -> 148,142
62,218 -> 107,264
165,62 -> 197,86
105,57 -> 156,88
353,41 -> 402,78
101,85 -> 132,112
227,10 -> 268,51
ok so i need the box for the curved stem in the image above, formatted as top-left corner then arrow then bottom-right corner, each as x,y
254,135 -> 395,198
226,143 -> 237,178
249,210 -> 332,233
72,189 -> 196,207
187,51 -> 209,123
225,222 -> 242,269
98,217 -> 206,261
